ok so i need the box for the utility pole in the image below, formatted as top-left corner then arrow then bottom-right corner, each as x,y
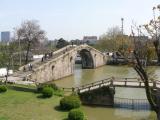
131,25 -> 136,49
18,36 -> 22,66
121,18 -> 124,35
153,7 -> 158,40
121,18 -> 124,53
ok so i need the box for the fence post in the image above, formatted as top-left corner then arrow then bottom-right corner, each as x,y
102,80 -> 104,84
92,83 -> 94,87
125,78 -> 127,86
88,87 -> 90,91
132,99 -> 134,109
153,81 -> 156,88
77,88 -> 80,93
125,81 -> 127,86
72,87 -> 75,92
111,77 -> 114,86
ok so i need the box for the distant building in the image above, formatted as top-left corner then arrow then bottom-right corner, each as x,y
83,36 -> 97,45
70,39 -> 82,45
1,31 -> 10,43
129,35 -> 149,41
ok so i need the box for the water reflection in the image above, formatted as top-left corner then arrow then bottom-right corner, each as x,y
82,106 -> 155,120
54,65 -> 138,87
54,65 -> 159,120
54,65 -> 160,87
115,88 -> 147,99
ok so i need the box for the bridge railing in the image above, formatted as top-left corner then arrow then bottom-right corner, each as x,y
76,77 -> 153,93
77,78 -> 112,93
59,77 -> 160,93
83,44 -> 106,56
112,80 -> 154,88
19,45 -> 76,72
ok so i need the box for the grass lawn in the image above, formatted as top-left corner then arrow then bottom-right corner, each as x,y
0,85 -> 68,120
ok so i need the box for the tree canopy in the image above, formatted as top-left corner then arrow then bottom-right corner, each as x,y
13,20 -> 47,64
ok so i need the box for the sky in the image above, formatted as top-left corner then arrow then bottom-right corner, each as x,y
0,0 -> 159,40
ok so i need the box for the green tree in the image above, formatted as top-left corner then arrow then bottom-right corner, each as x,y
94,26 -> 132,56
131,26 -> 160,120
134,50 -> 160,119
56,38 -> 69,49
13,20 -> 47,64
144,5 -> 160,64
0,43 -> 17,68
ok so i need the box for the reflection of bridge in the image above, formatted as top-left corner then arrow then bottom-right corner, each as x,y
7,44 -> 107,84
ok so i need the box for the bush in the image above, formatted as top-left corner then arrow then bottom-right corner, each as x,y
53,89 -> 64,97
37,83 -> 58,93
0,85 -> 7,93
49,83 -> 58,90
42,86 -> 53,98
68,109 -> 84,120
60,95 -> 81,110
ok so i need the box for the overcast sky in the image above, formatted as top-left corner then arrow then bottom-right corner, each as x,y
0,0 -> 159,40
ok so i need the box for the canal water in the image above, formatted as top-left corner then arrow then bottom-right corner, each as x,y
54,65 -> 160,120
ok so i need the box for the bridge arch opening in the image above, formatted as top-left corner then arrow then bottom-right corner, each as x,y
76,49 -> 94,69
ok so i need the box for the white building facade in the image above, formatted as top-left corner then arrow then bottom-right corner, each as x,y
83,36 -> 97,45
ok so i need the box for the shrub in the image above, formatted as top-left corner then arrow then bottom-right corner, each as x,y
0,85 -> 7,93
49,83 -> 58,90
42,86 -> 53,98
68,109 -> 84,120
37,83 -> 58,92
53,89 -> 64,97
60,95 -> 81,110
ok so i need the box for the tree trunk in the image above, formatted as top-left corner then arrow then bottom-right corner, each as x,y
158,52 -> 160,64
25,40 -> 31,64
134,51 -> 159,119
157,111 -> 160,120
156,90 -> 160,120
155,47 -> 160,64
142,73 -> 158,113
153,40 -> 160,64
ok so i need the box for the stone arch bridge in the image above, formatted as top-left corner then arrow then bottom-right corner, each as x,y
16,44 -> 107,83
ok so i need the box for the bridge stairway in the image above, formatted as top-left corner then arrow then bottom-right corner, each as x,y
7,45 -> 77,84
29,45 -> 76,70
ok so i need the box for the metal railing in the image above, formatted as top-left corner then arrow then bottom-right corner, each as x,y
114,97 -> 150,110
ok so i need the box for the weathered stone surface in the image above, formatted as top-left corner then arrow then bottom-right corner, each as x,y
28,45 -> 107,83
78,86 -> 115,106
